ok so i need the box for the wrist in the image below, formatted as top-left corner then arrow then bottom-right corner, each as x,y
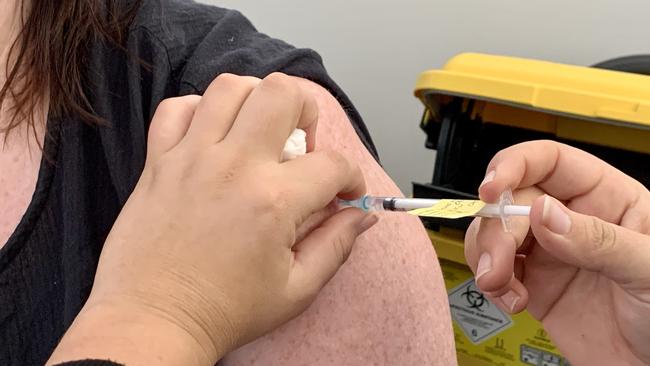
48,297 -> 223,366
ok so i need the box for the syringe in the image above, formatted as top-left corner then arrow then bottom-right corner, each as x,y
337,190 -> 530,232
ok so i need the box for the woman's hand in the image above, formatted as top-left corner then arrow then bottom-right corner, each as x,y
464,140 -> 650,366
48,73 -> 377,366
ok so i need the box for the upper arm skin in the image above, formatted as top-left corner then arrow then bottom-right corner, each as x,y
221,79 -> 457,365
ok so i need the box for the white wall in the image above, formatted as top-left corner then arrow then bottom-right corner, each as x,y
200,0 -> 650,193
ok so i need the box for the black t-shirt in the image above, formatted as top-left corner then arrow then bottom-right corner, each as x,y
0,1 -> 376,365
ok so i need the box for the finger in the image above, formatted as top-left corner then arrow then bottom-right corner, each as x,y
484,276 -> 529,314
530,195 -> 650,287
183,74 -> 260,147
280,150 -> 366,220
225,72 -> 319,160
146,95 -> 201,163
465,217 -> 517,292
479,140 -> 626,203
464,187 -> 540,292
466,218 -> 529,314
294,201 -> 338,244
513,254 -> 526,281
287,76 -> 330,152
288,208 -> 378,303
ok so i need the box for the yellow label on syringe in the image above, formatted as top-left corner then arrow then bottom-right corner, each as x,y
408,199 -> 486,219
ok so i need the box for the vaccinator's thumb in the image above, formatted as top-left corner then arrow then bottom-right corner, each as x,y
530,195 -> 650,286
288,208 -> 378,306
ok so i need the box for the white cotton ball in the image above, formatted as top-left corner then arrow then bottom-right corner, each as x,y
281,129 -> 307,161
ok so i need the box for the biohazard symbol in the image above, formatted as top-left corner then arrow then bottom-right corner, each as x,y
461,285 -> 488,311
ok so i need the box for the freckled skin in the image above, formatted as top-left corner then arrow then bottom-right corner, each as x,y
220,79 -> 456,365
0,123 -> 44,249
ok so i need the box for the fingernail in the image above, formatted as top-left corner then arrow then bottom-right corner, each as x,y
359,214 -> 379,234
480,170 -> 496,188
542,195 -> 572,235
500,290 -> 520,313
475,253 -> 492,281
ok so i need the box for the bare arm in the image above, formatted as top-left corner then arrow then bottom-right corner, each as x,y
221,79 -> 457,365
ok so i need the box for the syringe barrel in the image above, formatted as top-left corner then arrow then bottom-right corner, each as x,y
504,205 -> 531,216
477,204 -> 501,218
362,196 -> 389,211
336,196 -> 390,211
477,204 -> 531,218
389,197 -> 441,211
358,197 -> 442,211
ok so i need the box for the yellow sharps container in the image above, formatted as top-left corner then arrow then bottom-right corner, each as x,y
413,53 -> 650,366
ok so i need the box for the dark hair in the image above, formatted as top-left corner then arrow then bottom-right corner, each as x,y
0,0 -> 140,140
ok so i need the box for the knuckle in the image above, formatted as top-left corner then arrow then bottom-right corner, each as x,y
214,72 -> 240,83
490,146 -> 514,165
154,96 -> 198,118
331,231 -> 354,265
213,72 -> 240,87
262,72 -> 301,98
177,95 -> 198,108
525,139 -> 556,149
155,98 -> 177,114
263,71 -> 290,85
585,217 -> 618,256
487,150 -> 508,171
331,226 -> 357,267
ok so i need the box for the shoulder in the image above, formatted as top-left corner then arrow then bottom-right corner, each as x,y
224,78 -> 454,366
132,0 -> 236,33
104,0 -> 377,160
128,0 -> 246,74
127,0 -> 316,93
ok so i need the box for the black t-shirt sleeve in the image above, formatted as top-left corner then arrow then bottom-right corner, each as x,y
139,0 -> 378,160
